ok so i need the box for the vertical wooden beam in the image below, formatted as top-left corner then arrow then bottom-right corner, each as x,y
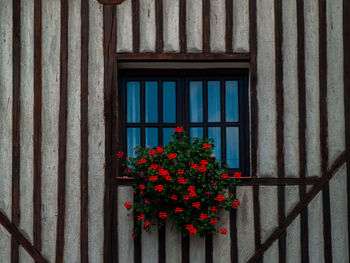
274,0 -> 286,262
55,0 -> 69,262
296,0 -> 309,262
158,225 -> 166,263
202,0 -> 210,52
33,0 -> 43,254
103,4 -> 118,262
205,233 -> 213,263
11,0 -> 21,262
81,0 -> 89,262
319,0 -> 332,262
343,0 -> 350,258
225,0 -> 233,53
155,0 -> 163,53
230,188 -> 238,263
132,0 -> 140,53
182,235 -> 190,263
179,0 -> 187,52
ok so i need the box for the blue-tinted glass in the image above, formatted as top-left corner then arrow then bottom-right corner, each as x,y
190,81 -> 203,122
225,81 -> 239,122
208,127 -> 221,161
127,128 -> 140,157
190,127 -> 203,138
163,81 -> 176,123
127,81 -> 140,122
226,127 -> 239,168
163,128 -> 174,145
208,81 -> 221,122
146,128 -> 158,148
145,81 -> 158,122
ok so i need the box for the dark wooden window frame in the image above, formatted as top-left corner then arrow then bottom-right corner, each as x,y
117,68 -> 251,178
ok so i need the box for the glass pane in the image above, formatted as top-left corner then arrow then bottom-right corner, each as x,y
190,81 -> 203,122
127,81 -> 140,123
163,128 -> 174,145
208,81 -> 221,122
146,128 -> 158,148
190,127 -> 203,138
225,81 -> 239,122
145,81 -> 158,122
226,127 -> 239,168
208,127 -> 221,161
127,128 -> 140,157
163,81 -> 176,123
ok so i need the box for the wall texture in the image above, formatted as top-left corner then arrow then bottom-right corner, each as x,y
0,0 -> 349,262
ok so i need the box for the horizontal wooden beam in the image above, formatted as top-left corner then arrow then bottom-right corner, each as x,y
116,176 -> 321,186
115,52 -> 251,61
97,0 -> 126,5
0,210 -> 48,263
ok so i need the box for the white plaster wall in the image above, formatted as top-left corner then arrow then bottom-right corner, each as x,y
186,0 -> 202,52
210,0 -> 225,53
163,0 -> 180,52
256,0 -> 276,177
190,234 -> 205,262
166,220 -> 182,263
283,0 -> 299,177
117,0 -> 133,53
0,226 -> 11,263
88,1 -> 105,262
140,0 -> 156,52
142,224 -> 159,263
64,0 -> 82,261
233,0 -> 249,52
41,0 -> 60,261
213,210 -> 230,263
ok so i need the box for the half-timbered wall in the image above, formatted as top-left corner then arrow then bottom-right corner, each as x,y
0,0 -> 349,262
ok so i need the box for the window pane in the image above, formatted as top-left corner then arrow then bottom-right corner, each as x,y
208,81 -> 221,122
145,81 -> 158,122
226,127 -> 239,168
208,127 -> 221,161
127,128 -> 140,157
127,81 -> 140,122
163,81 -> 176,123
163,128 -> 174,145
225,81 -> 239,122
190,81 -> 203,122
146,128 -> 158,148
190,127 -> 203,138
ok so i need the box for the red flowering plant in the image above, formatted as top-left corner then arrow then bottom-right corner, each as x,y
118,127 -> 241,238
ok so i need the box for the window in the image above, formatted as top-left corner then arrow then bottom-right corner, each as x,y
119,69 -> 250,177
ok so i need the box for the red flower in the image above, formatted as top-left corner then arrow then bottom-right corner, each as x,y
155,185 -> 164,192
132,233 -> 135,239
117,151 -> 124,158
221,173 -> 229,179
190,163 -> 198,170
185,225 -> 194,231
183,195 -> 189,200
158,168 -> 169,176
198,166 -> 207,172
149,175 -> 158,182
233,172 -> 242,178
220,228 -> 228,235
156,147 -> 163,153
216,195 -> 225,201
144,221 -> 150,228
175,207 -> 184,212
200,214 -> 208,220
200,160 -> 208,165
188,186 -> 196,197
174,126 -> 184,133
138,159 -> 146,164
187,186 -> 195,192
145,199 -> 149,204
188,192 -> 196,197
212,182 -> 217,186
231,200 -> 240,208
149,149 -> 156,156
150,164 -> 158,170
124,201 -> 132,209
210,218 -> 218,225
124,168 -> 131,173
165,175 -> 172,181
178,177 -> 188,184
177,169 -> 184,174
139,184 -> 145,190
192,202 -> 200,208
168,153 -> 177,160
210,207 -> 218,213
171,195 -> 178,200
138,213 -> 144,221
159,212 -> 167,219
203,143 -> 211,149
189,228 -> 197,235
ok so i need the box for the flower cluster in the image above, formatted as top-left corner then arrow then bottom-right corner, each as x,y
118,127 -> 240,238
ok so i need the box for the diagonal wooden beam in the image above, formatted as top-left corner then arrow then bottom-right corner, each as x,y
247,146 -> 350,263
0,210 -> 48,263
